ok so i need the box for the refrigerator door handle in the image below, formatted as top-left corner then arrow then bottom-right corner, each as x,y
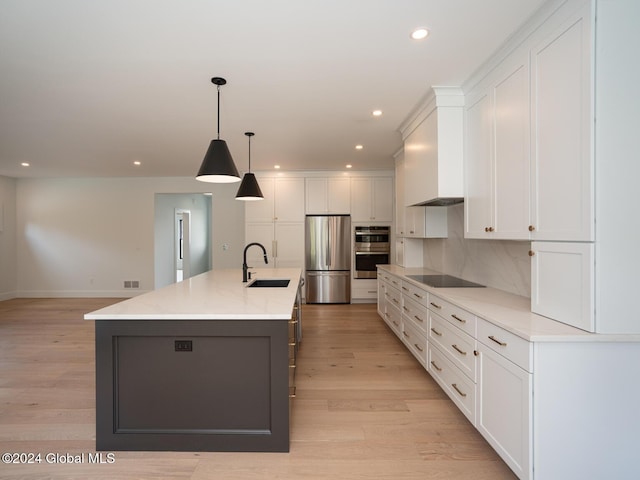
272,240 -> 277,259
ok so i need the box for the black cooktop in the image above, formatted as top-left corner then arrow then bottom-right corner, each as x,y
407,274 -> 485,288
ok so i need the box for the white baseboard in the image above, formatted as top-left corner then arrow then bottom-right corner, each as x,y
0,291 -> 17,301
14,289 -> 150,298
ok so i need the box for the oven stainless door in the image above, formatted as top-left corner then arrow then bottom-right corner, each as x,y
354,252 -> 389,278
305,271 -> 351,304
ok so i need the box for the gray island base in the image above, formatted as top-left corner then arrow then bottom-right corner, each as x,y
86,268 -> 302,452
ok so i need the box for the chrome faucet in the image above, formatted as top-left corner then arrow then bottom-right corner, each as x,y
243,242 -> 268,282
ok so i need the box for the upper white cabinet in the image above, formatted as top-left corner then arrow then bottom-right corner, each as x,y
350,177 -> 393,222
305,177 -> 350,214
245,176 -> 305,223
394,152 -> 406,236
465,55 -> 531,240
402,87 -> 464,207
530,8 -> 593,241
464,1 -> 593,242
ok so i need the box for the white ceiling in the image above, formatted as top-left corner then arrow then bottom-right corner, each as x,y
0,0 -> 547,179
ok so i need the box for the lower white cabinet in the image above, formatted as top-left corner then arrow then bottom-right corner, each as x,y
531,241 -> 594,332
378,266 -> 640,479
476,342 -> 532,480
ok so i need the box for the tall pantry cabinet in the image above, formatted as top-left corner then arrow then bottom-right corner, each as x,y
464,0 -> 638,334
244,176 -> 305,268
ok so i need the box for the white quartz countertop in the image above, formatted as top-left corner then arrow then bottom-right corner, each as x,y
84,268 -> 302,321
379,265 -> 640,343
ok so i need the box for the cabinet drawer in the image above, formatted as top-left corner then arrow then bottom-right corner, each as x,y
401,320 -> 427,367
428,294 -> 477,337
384,274 -> 403,291
383,302 -> 403,338
428,344 -> 476,425
401,281 -> 429,308
429,313 -> 477,382
401,295 -> 428,334
477,318 -> 532,372
384,284 -> 402,310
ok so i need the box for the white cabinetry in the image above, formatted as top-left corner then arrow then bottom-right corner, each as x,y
464,2 -> 593,242
477,342 -> 532,479
404,207 -> 448,238
530,241 -> 594,331
305,177 -> 350,214
402,87 -> 464,206
245,176 -> 305,223
465,55 -> 531,239
530,6 -> 593,242
245,176 -> 305,268
394,152 -> 406,236
350,177 -> 393,222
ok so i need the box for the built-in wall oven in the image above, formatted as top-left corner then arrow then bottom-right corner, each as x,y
354,226 -> 390,279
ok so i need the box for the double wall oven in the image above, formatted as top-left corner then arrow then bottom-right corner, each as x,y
354,226 -> 390,279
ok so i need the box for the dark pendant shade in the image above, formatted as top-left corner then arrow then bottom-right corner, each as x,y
196,139 -> 241,183
235,172 -> 264,200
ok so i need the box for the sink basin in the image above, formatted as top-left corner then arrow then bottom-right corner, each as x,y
247,279 -> 291,288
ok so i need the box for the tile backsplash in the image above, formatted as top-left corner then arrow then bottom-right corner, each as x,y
422,204 -> 531,297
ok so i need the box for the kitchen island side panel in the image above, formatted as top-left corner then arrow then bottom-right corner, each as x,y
95,319 -> 290,452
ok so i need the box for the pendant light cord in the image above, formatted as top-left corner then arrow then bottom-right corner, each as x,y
216,84 -> 221,140
248,135 -> 252,172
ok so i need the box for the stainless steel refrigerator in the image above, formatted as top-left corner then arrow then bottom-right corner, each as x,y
305,214 -> 351,304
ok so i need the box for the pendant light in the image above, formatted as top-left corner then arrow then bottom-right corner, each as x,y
196,77 -> 241,183
236,132 -> 264,201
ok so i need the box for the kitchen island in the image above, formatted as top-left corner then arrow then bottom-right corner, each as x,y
84,268 -> 302,453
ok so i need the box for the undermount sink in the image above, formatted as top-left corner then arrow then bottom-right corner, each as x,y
247,279 -> 291,288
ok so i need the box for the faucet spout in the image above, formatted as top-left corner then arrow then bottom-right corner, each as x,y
243,242 -> 268,282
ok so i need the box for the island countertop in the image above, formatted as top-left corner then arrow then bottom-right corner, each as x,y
84,268 -> 302,321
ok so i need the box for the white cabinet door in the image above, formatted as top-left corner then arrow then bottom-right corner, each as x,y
465,92 -> 493,238
274,222 -> 305,268
305,178 -> 327,214
372,177 -> 393,222
465,55 -> 530,240
350,177 -> 372,222
351,177 -> 393,222
245,222 -> 304,269
395,154 -> 406,236
493,57 -> 530,239
477,343 -> 532,480
245,223 -> 276,265
531,241 -> 594,332
305,177 -> 351,214
404,206 -> 425,237
530,8 -> 593,241
245,177 -> 276,223
274,177 -> 305,222
327,177 -> 350,214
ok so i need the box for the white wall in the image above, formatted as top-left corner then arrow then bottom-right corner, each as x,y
0,175 -> 17,300
154,193 -> 212,289
423,203 -> 531,297
15,177 -> 244,297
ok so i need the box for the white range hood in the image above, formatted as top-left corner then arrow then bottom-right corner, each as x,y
400,87 -> 464,207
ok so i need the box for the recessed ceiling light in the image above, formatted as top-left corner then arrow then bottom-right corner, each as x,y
274,165 -> 281,169
346,164 -> 353,169
372,110 -> 383,117
355,145 -> 364,150
411,28 -> 429,40
21,162 -> 30,167
133,161 -> 141,166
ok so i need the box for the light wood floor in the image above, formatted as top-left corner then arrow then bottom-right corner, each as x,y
0,298 -> 516,479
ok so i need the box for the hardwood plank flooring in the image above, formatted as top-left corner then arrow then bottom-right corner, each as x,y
0,298 -> 516,479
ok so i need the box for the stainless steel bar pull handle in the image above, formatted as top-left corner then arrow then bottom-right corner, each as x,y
414,343 -> 424,352
451,314 -> 466,324
430,361 -> 442,372
488,335 -> 507,347
452,383 -> 467,398
430,327 -> 442,337
430,302 -> 442,309
452,344 -> 467,355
